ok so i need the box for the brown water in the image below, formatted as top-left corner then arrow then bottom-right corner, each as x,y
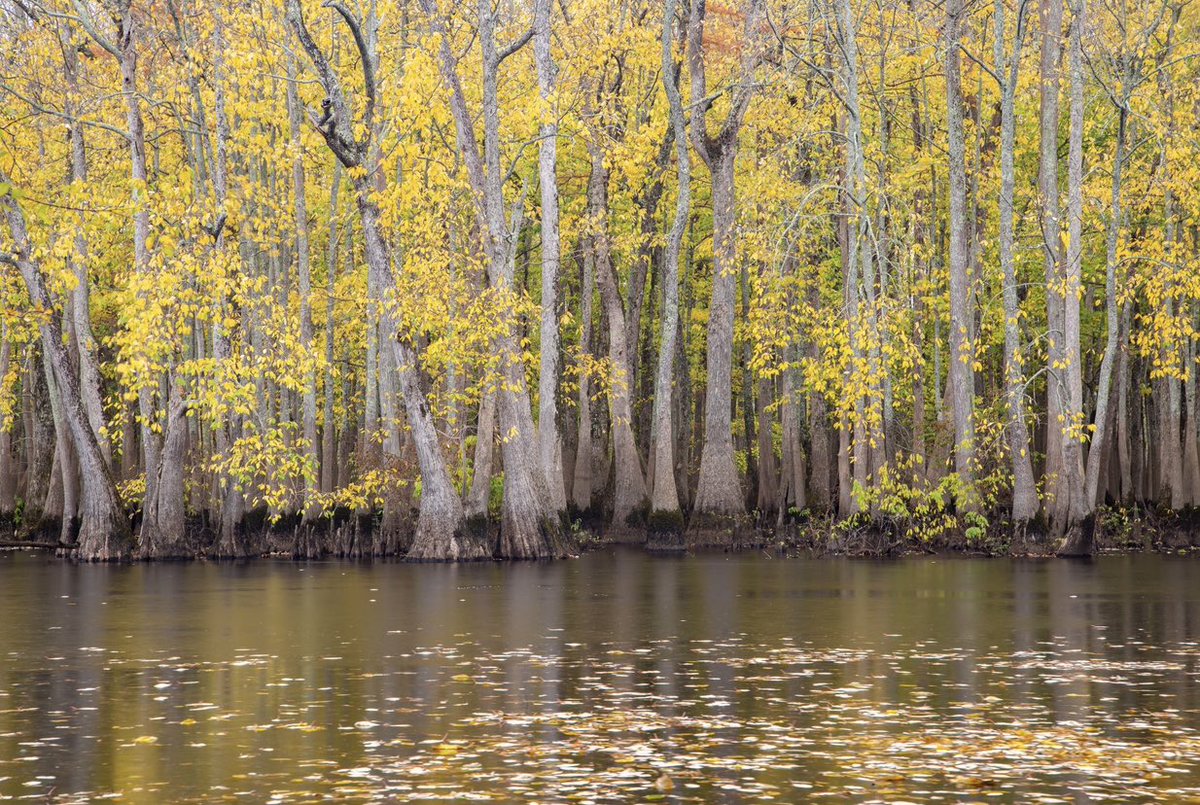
2,550 -> 1200,802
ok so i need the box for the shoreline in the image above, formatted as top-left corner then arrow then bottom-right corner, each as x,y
3,504 -> 1198,561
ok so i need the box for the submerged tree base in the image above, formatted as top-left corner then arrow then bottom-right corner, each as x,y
497,511 -> 576,560
1056,514 -> 1097,557
645,508 -> 686,552
406,514 -> 492,562
685,511 -> 756,549
11,503 -> 1200,563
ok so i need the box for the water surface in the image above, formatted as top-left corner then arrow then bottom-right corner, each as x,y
3,550 -> 1200,802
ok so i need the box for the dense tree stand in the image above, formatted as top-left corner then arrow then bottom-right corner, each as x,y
1,0 -> 1198,563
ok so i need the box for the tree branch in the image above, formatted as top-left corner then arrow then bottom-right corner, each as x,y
321,0 -> 376,131
495,25 -> 533,65
68,0 -> 120,60
285,0 -> 362,167
0,80 -> 131,142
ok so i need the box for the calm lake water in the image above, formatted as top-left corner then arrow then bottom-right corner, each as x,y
3,550 -> 1200,802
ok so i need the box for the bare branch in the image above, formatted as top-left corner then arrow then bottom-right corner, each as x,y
68,0 -> 120,60
495,25 -> 533,64
321,0 -> 377,130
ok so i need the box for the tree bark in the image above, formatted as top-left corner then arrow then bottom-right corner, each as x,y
211,9 -> 246,557
321,163 -> 342,495
1056,0 -> 1091,553
466,390 -> 497,521
945,0 -> 977,505
287,56 -> 320,519
1081,95 -> 1129,517
1039,0 -> 1066,524
995,0 -> 1038,527
138,380 -> 190,558
573,248 -> 597,513
588,147 -> 648,532
684,0 -> 762,537
102,0 -> 162,502
756,376 -> 779,517
0,332 -> 13,521
61,24 -> 110,466
649,0 -> 688,533
44,349 -> 80,545
533,0 -> 567,515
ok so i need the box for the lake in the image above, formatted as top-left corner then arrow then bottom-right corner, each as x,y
2,550 -> 1200,802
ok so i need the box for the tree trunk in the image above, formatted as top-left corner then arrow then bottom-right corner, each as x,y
995,0 -> 1037,528
209,7 -> 246,557
139,379 -> 190,559
465,390 -> 497,520
755,376 -> 779,517
685,0 -> 761,538
1056,0 -> 1091,554
357,188 -> 481,560
288,0 -> 482,560
1039,0 -> 1066,525
945,0 -> 977,505
588,149 -> 648,532
649,0 -> 688,537
62,31 -> 109,466
533,0 -> 567,515
689,147 -> 746,528
779,357 -> 808,517
287,56 -> 320,519
1081,99 -> 1128,516
44,350 -> 80,545
418,0 -> 569,558
1186,319 -> 1200,505
0,333 -> 14,521
112,1 -> 162,502
20,351 -> 54,532
321,163 -> 342,495
1116,303 -> 1134,503
573,248 -> 597,513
